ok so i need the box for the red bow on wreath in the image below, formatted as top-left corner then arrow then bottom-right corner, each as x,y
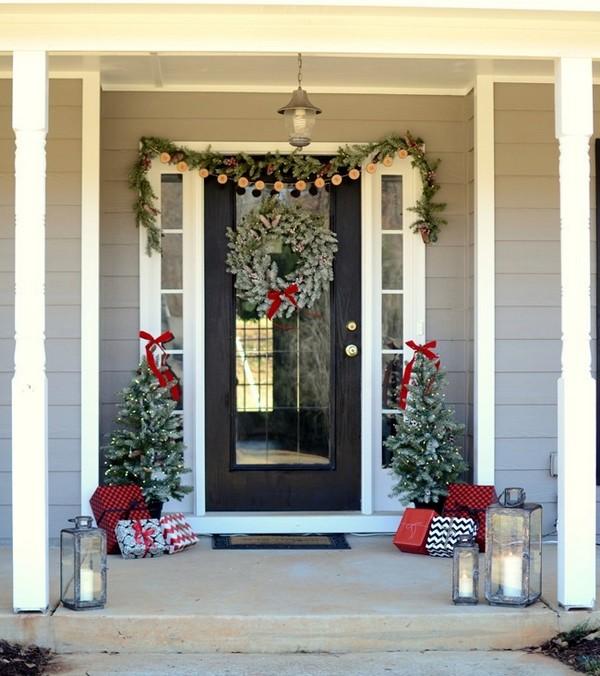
266,283 -> 299,320
398,340 -> 440,410
139,330 -> 181,402
132,520 -> 156,558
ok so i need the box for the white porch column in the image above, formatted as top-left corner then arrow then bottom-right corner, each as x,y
473,75 -> 496,485
80,72 -> 101,513
555,57 -> 596,609
11,51 -> 49,612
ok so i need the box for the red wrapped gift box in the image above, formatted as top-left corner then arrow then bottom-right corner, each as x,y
393,508 -> 437,555
160,512 -> 198,554
90,485 -> 150,554
442,483 -> 497,552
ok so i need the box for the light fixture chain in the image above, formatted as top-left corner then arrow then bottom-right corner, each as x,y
297,52 -> 302,88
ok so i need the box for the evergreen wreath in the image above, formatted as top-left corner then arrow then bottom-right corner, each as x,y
226,197 -> 338,320
130,133 -> 446,254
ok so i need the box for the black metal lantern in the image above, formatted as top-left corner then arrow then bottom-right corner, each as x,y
485,488 -> 543,607
60,516 -> 107,610
452,534 -> 479,605
277,53 -> 322,148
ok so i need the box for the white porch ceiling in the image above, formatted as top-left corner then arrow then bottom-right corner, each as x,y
0,53 -> 576,93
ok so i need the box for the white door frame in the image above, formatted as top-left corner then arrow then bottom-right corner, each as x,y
141,141 -> 425,533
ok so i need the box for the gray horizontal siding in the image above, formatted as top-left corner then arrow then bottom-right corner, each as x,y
0,79 -> 82,538
100,89 -> 472,477
493,82 -> 597,532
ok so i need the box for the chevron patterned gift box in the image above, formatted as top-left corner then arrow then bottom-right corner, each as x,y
425,516 -> 478,558
160,512 -> 199,554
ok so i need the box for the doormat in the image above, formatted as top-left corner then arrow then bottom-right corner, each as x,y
212,533 -> 350,550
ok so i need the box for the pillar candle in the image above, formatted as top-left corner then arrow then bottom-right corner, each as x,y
79,568 -> 95,602
458,570 -> 474,598
501,553 -> 523,597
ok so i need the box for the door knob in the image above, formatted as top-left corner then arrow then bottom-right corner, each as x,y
345,344 -> 359,358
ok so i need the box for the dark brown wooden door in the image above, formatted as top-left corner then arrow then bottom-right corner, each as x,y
204,177 -> 361,510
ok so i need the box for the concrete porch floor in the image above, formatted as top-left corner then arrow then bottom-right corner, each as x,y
0,536 -> 596,654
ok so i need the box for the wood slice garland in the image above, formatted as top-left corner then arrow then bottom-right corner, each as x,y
130,132 -> 446,254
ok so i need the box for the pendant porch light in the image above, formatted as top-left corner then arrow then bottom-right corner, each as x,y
278,53 -> 322,148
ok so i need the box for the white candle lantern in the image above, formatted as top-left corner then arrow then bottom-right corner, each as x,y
452,534 -> 479,605
60,516 -> 107,610
485,488 -> 542,607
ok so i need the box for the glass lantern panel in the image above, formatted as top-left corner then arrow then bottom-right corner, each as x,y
487,509 -> 528,601
284,108 -> 316,145
453,547 -> 479,604
528,506 -> 543,601
60,531 -> 75,606
79,532 -> 105,604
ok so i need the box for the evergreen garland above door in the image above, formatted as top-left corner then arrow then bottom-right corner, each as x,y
129,132 -> 446,254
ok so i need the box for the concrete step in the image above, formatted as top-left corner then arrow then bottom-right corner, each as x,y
55,650 -> 574,675
0,539 -> 577,654
0,604 -> 558,654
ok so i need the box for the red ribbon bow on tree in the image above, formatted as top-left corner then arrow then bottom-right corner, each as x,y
132,520 -> 156,558
266,283 -> 299,320
139,330 -> 181,402
398,340 -> 440,410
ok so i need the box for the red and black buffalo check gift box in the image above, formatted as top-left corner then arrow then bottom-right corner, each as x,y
442,483 -> 497,552
393,508 -> 437,555
90,485 -> 151,554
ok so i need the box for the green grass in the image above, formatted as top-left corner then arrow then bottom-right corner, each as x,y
560,622 -> 595,644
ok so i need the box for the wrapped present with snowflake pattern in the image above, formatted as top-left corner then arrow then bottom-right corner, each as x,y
115,518 -> 166,559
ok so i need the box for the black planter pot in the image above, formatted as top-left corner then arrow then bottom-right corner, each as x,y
147,500 -> 163,519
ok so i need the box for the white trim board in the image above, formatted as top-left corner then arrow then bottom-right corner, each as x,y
187,513 -> 402,535
362,159 -> 425,513
101,83 -> 472,96
473,75 -> 495,485
1,1 -> 599,9
80,71 -> 101,513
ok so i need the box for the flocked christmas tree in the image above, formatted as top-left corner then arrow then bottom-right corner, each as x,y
385,347 -> 467,506
104,360 -> 192,505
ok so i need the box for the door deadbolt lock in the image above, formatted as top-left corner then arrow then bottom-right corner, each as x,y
346,320 -> 358,332
345,344 -> 359,358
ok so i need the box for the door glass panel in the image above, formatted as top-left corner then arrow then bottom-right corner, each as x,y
161,233 -> 183,289
381,175 -> 403,230
382,413 -> 399,468
234,185 -> 331,467
382,293 -> 403,350
380,174 -> 405,467
161,293 -> 183,349
382,353 -> 403,410
382,234 -> 403,290
168,354 -> 183,411
160,174 -> 183,229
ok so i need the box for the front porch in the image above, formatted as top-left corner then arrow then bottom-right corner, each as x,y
0,536 -> 593,654
1,2 -> 599,620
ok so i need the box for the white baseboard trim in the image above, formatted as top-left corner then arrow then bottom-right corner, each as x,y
185,513 -> 403,534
